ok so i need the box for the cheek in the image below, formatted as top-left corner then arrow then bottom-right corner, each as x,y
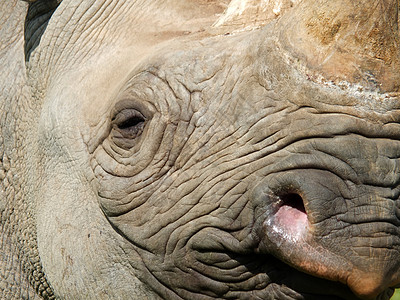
35,170 -> 151,298
35,169 -> 99,297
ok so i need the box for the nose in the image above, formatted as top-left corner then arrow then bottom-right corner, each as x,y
251,169 -> 345,242
250,169 -> 400,300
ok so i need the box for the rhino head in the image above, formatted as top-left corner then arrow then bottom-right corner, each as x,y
1,0 -> 400,299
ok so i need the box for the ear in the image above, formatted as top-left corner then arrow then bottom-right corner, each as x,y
23,0 -> 62,61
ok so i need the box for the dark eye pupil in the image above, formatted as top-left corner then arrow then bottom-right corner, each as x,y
116,115 -> 145,139
118,116 -> 144,130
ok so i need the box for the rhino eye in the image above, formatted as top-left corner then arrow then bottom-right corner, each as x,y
111,109 -> 146,148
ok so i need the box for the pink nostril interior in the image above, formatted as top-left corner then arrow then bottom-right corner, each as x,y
273,193 -> 308,239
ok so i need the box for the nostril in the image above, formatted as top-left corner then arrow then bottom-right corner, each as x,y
280,193 -> 306,214
253,170 -> 342,247
272,192 -> 309,240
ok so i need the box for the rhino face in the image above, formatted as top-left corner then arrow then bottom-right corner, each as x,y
3,0 -> 400,299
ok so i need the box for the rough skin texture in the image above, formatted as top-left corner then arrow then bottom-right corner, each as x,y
1,0 -> 400,300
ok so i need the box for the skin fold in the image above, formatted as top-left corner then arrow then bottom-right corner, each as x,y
1,0 -> 400,299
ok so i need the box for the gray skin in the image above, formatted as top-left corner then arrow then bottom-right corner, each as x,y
1,0 -> 400,299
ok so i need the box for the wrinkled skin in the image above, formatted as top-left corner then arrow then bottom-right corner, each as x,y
1,0 -> 400,299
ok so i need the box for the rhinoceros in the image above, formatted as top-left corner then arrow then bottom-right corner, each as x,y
1,0 -> 400,299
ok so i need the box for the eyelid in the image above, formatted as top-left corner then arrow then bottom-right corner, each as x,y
112,108 -> 146,125
111,99 -> 154,122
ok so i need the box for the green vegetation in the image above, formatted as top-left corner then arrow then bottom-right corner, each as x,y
392,289 -> 400,300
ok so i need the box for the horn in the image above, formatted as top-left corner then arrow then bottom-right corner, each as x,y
277,0 -> 400,93
213,0 -> 300,29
